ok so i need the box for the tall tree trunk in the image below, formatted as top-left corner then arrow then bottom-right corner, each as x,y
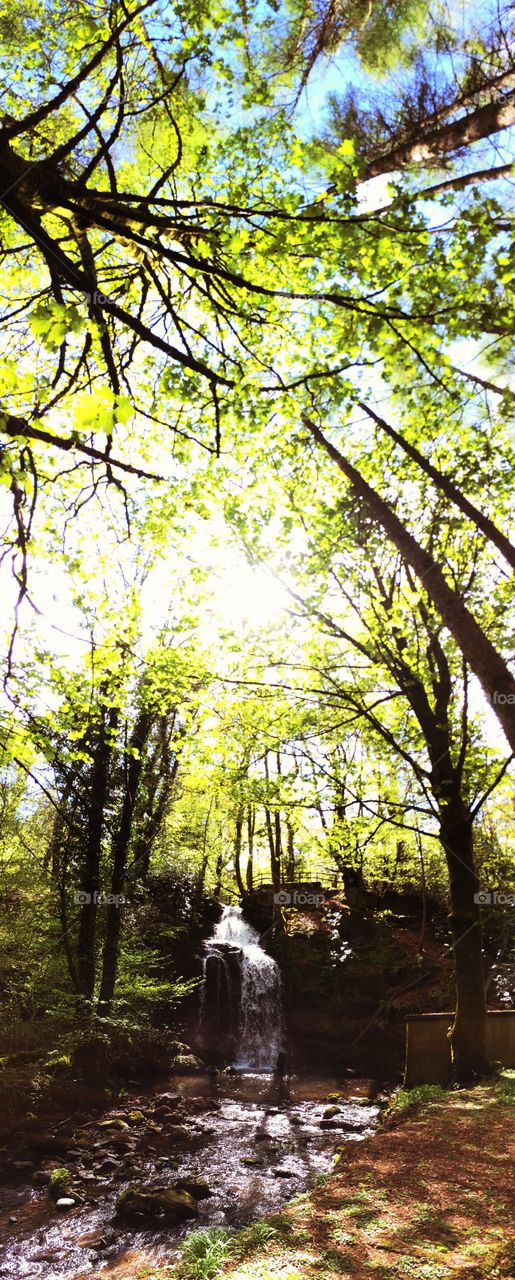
264,752 -> 281,890
77,705 -> 117,1004
246,806 -> 255,892
214,845 -> 223,899
286,819 -> 295,882
359,401 -> 515,572
198,796 -> 214,896
234,805 -> 246,899
304,416 -> 515,752
362,92 -> 515,180
440,801 -> 488,1080
97,709 -> 152,1016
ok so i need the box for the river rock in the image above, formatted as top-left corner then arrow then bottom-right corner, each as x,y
76,1228 -> 110,1248
153,1104 -> 177,1119
116,1184 -> 198,1223
49,1169 -> 73,1201
323,1105 -> 340,1118
174,1176 -> 212,1199
171,1053 -> 205,1073
55,1197 -> 76,1211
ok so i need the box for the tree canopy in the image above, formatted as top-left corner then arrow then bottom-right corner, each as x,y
0,0 -> 514,1079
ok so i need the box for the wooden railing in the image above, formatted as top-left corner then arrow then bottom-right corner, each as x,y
247,864 -> 345,894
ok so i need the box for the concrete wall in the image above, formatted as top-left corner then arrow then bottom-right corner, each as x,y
404,1011 -> 515,1086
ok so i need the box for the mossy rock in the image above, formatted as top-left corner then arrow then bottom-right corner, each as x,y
116,1183 -> 198,1223
49,1168 -> 72,1202
171,1053 -> 205,1074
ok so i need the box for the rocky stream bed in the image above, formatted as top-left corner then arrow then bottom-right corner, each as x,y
0,1072 -> 380,1280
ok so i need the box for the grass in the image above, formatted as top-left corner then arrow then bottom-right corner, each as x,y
179,1223 -> 280,1280
389,1084 -> 448,1113
180,1229 -> 234,1279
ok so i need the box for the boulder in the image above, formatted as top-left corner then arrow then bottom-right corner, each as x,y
55,1197 -> 76,1211
323,1105 -> 340,1119
116,1183 -> 198,1224
171,1053 -> 205,1074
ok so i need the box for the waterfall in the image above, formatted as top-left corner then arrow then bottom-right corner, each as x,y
201,905 -> 283,1070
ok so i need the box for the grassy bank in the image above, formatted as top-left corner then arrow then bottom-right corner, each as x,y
115,1072 -> 515,1280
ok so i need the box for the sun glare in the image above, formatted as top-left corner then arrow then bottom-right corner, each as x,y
212,561 -> 290,630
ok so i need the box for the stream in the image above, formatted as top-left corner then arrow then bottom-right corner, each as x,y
0,906 -> 380,1278
0,1072 -> 380,1280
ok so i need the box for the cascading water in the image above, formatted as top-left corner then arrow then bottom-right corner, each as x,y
201,905 -> 284,1070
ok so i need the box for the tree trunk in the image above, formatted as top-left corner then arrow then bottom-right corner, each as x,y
77,706 -> 116,1004
304,416 -> 515,752
286,819 -> 295,882
246,806 -> 255,892
359,401 -> 515,572
362,92 -> 515,180
234,806 -> 246,899
214,845 -> 223,899
264,752 -> 281,890
97,709 -> 152,1016
440,801 -> 488,1080
198,796 -> 214,896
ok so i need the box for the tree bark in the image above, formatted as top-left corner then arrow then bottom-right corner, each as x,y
234,806 -> 246,899
362,93 -> 515,180
440,800 -> 488,1079
77,705 -> 117,1004
286,819 -> 295,882
303,416 -> 515,753
246,806 -> 255,892
359,401 -> 515,572
264,753 -> 281,891
97,708 -> 152,1016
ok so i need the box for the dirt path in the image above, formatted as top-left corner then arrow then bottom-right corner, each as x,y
218,1080 -> 515,1280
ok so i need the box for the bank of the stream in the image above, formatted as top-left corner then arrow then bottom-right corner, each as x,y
99,1073 -> 514,1280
